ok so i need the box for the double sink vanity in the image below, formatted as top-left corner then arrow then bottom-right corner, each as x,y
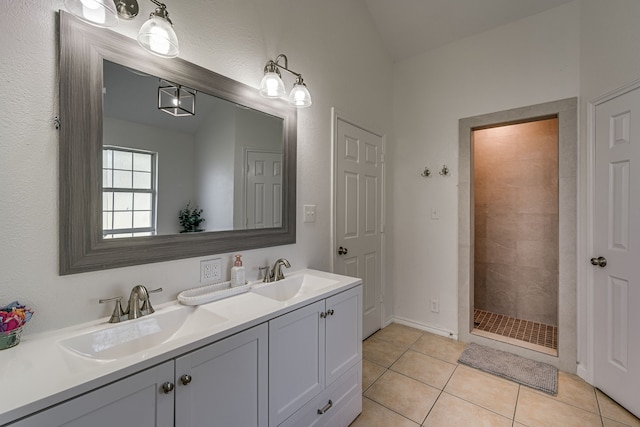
0,269 -> 363,426
11,10 -> 366,427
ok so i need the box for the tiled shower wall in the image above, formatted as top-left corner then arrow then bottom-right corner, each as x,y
473,118 -> 558,326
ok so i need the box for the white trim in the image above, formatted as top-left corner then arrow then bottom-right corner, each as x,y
392,316 -> 458,340
583,78 -> 640,384
330,108 -> 386,333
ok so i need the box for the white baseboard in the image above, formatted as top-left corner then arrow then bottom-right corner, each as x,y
391,316 -> 458,340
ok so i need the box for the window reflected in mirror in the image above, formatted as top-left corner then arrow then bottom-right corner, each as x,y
102,147 -> 157,238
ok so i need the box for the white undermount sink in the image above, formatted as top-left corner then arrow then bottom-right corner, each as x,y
251,273 -> 339,302
59,305 -> 227,361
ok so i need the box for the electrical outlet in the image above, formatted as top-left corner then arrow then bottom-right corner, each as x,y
201,258 -> 222,283
430,298 -> 440,313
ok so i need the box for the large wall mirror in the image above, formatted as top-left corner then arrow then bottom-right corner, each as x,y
59,12 -> 296,275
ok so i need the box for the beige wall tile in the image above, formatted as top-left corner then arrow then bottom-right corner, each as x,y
443,365 -> 518,418
473,118 -> 559,325
423,392 -> 512,427
364,370 -> 440,424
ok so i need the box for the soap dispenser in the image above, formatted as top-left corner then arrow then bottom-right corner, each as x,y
230,254 -> 246,287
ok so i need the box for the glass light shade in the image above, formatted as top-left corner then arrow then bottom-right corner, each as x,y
137,16 -> 179,58
259,72 -> 286,98
288,81 -> 312,108
64,0 -> 119,27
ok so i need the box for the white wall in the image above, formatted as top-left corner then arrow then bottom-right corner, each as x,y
195,101 -> 236,232
0,0 -> 392,334
389,2 -> 580,335
577,0 -> 640,379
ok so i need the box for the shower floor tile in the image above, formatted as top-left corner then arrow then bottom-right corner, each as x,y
473,309 -> 557,352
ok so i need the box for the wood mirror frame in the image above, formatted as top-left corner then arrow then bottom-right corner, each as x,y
58,12 -> 296,275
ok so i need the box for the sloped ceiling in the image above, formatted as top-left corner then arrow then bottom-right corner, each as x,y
364,0 -> 575,61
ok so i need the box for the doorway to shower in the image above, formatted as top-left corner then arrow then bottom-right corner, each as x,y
471,118 -> 559,356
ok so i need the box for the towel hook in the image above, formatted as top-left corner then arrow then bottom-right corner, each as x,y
421,167 -> 431,178
439,165 -> 450,176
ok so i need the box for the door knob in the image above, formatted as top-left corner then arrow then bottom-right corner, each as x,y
590,257 -> 607,268
338,246 -> 348,255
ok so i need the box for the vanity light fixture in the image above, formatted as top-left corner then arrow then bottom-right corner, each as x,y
137,0 -> 179,58
64,0 -> 179,58
63,0 -> 120,27
259,54 -> 312,108
158,80 -> 196,116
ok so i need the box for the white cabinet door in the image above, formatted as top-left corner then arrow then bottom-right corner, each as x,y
325,286 -> 362,386
175,324 -> 268,427
9,361 -> 174,427
269,300 -> 326,426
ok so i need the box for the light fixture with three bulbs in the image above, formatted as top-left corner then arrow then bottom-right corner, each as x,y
259,54 -> 312,108
63,0 -> 179,58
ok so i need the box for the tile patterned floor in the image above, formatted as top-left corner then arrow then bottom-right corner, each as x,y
474,309 -> 558,351
350,323 -> 640,427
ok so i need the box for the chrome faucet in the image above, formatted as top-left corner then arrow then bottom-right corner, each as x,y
100,285 -> 162,323
264,258 -> 291,282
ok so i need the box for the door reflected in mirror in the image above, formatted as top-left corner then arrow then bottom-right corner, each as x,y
102,60 -> 284,238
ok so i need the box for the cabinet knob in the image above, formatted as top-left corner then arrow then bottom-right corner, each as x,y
320,311 -> 327,319
180,374 -> 192,385
162,382 -> 175,394
327,309 -> 334,316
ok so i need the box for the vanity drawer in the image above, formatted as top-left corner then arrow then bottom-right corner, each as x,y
279,362 -> 361,427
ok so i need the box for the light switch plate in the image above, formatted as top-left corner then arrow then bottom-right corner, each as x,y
304,205 -> 317,223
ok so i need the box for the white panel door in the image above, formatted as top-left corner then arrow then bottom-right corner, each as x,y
593,85 -> 640,418
335,119 -> 383,338
246,150 -> 282,229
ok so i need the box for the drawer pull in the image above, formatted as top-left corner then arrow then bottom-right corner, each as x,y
317,400 -> 333,415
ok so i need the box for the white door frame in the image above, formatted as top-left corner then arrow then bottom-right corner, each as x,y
583,77 -> 640,383
330,108 -> 387,330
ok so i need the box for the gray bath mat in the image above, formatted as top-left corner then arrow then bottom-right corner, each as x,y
458,342 -> 558,395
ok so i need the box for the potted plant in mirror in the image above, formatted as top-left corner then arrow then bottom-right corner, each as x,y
179,202 -> 205,233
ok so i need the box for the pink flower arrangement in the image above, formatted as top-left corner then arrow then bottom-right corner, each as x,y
0,302 -> 33,333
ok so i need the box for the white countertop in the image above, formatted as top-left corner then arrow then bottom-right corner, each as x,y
0,269 -> 361,425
